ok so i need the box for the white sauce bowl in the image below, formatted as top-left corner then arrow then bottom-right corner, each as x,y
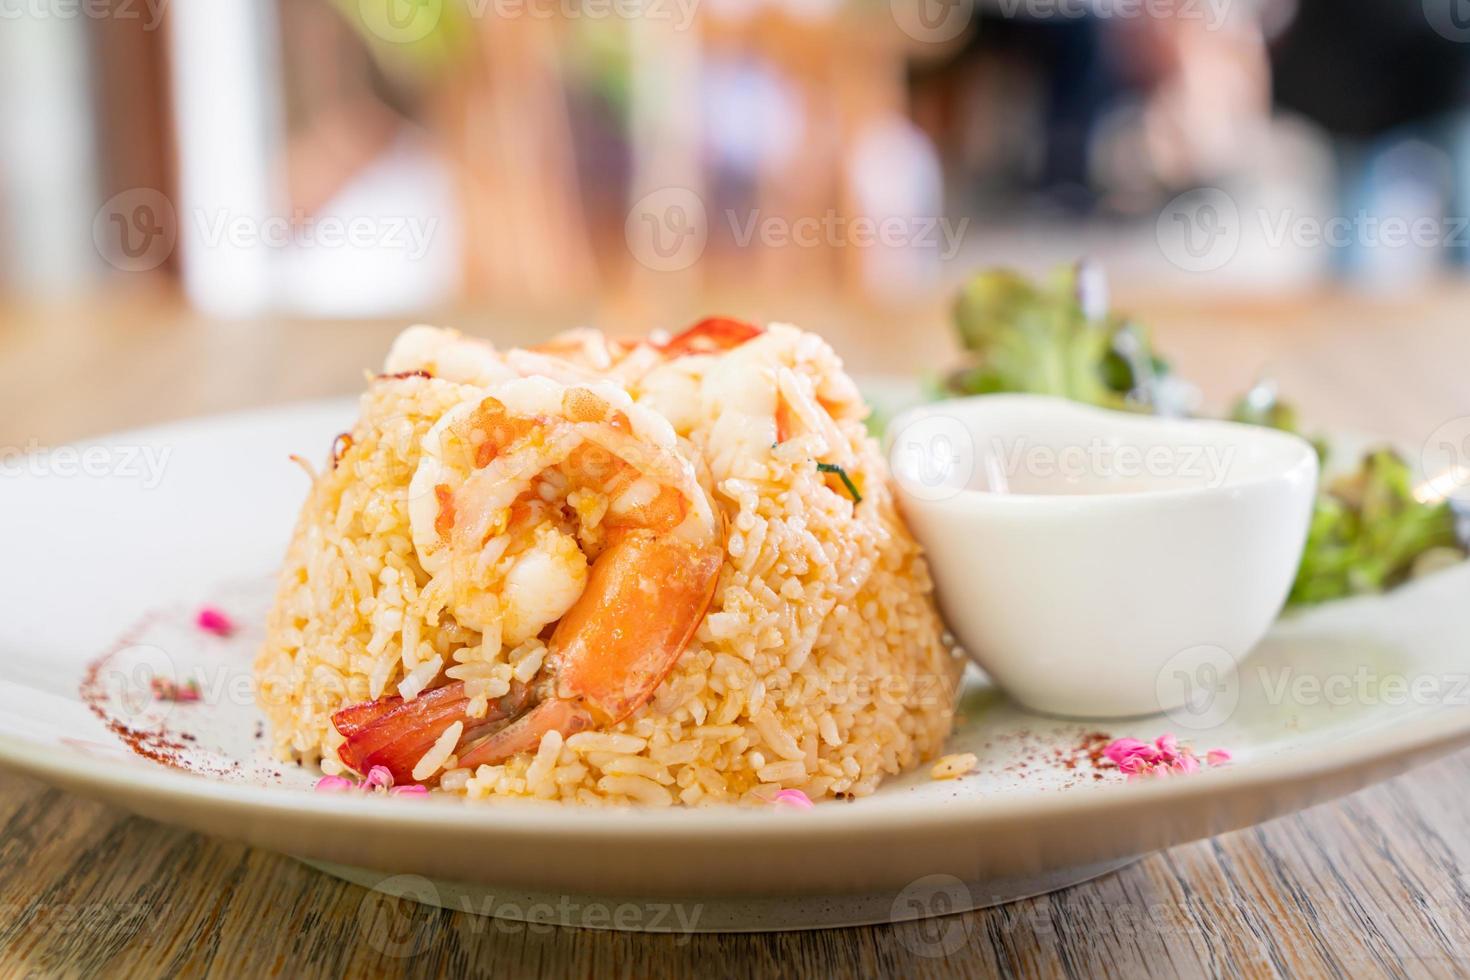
888,394 -> 1319,719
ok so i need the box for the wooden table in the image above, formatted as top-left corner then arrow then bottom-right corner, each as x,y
3,286 -> 1469,977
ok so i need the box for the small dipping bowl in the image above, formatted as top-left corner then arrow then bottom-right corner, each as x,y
888,394 -> 1318,719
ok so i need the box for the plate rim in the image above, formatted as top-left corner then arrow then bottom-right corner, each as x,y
1,694 -> 1466,841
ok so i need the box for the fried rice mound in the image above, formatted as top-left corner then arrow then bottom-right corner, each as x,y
254,321 -> 963,805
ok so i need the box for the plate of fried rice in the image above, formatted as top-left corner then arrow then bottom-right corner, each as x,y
1,318 -> 1468,930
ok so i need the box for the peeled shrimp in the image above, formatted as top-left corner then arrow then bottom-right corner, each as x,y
335,378 -> 723,783
383,325 -> 520,387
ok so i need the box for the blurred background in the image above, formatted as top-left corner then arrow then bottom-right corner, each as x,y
6,0 -> 1470,336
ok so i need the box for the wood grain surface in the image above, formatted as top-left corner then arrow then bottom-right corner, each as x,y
2,286 -> 1468,978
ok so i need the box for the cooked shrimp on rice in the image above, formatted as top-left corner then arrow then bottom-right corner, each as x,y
255,319 -> 963,805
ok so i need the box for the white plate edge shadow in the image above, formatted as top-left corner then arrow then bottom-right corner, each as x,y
295,855 -> 1144,933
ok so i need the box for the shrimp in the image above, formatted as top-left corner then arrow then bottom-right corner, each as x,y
515,319 -> 761,390
388,324 -> 667,389
635,320 -> 874,521
384,325 -> 520,387
335,377 -> 724,784
628,317 -> 765,436
668,322 -> 862,479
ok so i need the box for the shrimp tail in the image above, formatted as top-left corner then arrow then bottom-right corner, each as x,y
458,531 -> 723,769
333,680 -> 530,784
457,699 -> 593,769
659,317 -> 762,357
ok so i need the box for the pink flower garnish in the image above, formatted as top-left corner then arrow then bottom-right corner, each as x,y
314,765 -> 428,797
1103,734 -> 1232,780
771,789 -> 814,810
363,765 -> 394,791
314,776 -> 356,793
1102,738 -> 1153,768
390,785 -> 429,797
196,607 -> 237,637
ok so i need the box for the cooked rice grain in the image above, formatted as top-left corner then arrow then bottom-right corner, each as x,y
255,331 -> 963,805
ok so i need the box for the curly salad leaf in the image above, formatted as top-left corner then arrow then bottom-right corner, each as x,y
946,263 -> 1174,413
1290,451 -> 1464,604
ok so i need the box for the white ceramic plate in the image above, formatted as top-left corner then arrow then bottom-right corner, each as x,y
2,397 -> 1468,932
